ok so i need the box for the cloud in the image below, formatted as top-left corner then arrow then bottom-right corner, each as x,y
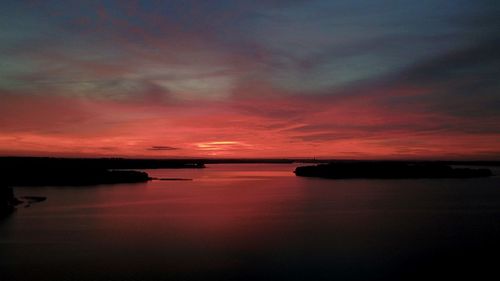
1,1 -> 500,159
195,141 -> 252,152
396,39 -> 500,91
380,39 -> 500,124
147,146 -> 180,151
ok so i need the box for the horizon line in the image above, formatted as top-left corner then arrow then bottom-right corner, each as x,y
1,155 -> 500,163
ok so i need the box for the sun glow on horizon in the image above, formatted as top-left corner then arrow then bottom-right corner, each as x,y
195,141 -> 252,151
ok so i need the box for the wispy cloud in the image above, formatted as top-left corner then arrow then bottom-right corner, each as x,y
147,146 -> 179,151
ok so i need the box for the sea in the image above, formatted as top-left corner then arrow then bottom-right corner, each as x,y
1,164 -> 500,281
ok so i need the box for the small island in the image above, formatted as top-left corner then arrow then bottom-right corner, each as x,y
294,162 -> 493,179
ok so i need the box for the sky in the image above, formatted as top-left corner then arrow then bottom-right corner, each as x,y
1,0 -> 500,159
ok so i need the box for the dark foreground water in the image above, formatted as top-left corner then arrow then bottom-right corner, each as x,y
1,164 -> 500,281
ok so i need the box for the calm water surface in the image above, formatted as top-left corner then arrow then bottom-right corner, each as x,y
1,164 -> 500,280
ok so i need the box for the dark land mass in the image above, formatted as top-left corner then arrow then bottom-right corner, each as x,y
0,157 -> 205,170
3,168 -> 151,187
0,157 -> 170,215
1,157 -> 165,187
295,162 -> 493,179
0,186 -> 22,217
0,168 -> 150,215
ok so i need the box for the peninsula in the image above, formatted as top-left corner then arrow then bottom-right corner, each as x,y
0,157 -> 207,215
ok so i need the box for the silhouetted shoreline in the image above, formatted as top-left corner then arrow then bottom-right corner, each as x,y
5,169 -> 152,187
0,186 -> 22,217
2,156 -> 500,166
0,157 -> 206,170
0,157 -> 188,214
294,162 -> 493,179
1,157 -> 498,215
0,168 -> 151,215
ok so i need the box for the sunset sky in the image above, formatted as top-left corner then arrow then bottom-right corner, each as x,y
1,0 -> 500,159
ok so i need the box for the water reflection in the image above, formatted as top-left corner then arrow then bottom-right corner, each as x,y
1,164 -> 500,280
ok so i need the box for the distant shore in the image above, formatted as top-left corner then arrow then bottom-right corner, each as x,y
294,162 -> 493,179
2,156 -> 500,166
